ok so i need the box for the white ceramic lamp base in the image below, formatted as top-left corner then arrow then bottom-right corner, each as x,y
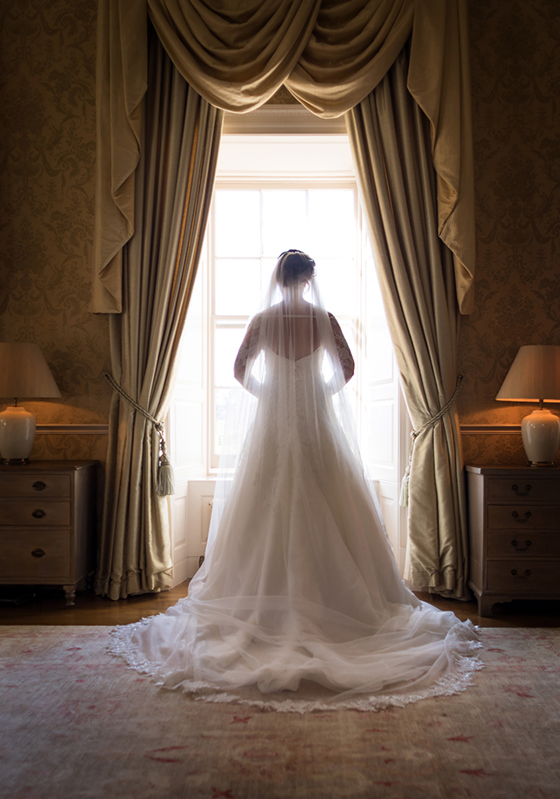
0,405 -> 36,463
521,408 -> 560,466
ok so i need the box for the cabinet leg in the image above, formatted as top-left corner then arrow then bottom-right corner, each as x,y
477,596 -> 496,617
63,585 -> 76,607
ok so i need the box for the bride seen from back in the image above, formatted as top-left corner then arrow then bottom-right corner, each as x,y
110,250 -> 482,712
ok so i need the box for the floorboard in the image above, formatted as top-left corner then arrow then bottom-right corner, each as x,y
0,583 -> 559,627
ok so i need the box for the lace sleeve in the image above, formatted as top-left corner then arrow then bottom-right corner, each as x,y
328,313 -> 355,383
234,315 -> 262,396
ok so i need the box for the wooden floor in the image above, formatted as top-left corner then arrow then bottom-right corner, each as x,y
0,582 -> 559,628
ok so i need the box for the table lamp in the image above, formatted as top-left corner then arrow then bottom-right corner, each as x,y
496,344 -> 560,466
0,342 -> 61,464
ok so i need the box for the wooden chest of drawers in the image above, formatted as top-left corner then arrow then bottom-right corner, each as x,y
466,465 -> 560,616
0,460 -> 97,605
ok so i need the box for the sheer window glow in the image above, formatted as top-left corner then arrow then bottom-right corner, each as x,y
262,190 -> 308,255
215,191 -> 261,257
210,184 -> 359,464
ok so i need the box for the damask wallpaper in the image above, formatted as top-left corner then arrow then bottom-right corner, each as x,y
460,0 -> 560,464
0,0 -> 109,464
0,0 -> 558,474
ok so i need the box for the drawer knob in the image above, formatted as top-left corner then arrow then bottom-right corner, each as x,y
32,480 -> 47,491
512,511 -> 532,523
31,548 -> 46,558
31,509 -> 46,519
511,484 -> 532,496
511,569 -> 532,579
510,539 -> 532,552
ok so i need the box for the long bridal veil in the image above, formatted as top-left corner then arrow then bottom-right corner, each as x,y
110,251 -> 482,712
207,251 -> 376,557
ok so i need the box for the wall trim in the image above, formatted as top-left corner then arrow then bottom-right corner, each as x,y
34,423 -> 521,437
36,424 -> 109,435
460,424 -> 521,435
34,423 -> 522,437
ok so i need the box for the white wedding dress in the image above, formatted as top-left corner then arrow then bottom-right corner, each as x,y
110,285 -> 482,711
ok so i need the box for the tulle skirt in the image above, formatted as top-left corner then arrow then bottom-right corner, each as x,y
110,353 -> 482,712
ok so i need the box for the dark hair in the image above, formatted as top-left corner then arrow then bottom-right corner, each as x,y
276,250 -> 316,287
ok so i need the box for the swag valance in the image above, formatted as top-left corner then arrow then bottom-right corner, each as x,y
93,0 -> 474,315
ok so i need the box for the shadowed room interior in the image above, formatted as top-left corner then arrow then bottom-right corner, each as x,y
1,0 -> 559,614
0,2 -> 559,797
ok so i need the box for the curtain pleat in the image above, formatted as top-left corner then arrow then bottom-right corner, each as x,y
92,0 -> 476,601
93,0 -> 475,317
286,0 -> 413,117
148,0 -> 322,111
346,48 -> 469,599
95,26 -> 223,600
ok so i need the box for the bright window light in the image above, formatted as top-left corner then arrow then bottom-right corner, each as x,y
210,184 -> 359,461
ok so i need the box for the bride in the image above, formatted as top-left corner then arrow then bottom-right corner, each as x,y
111,250 -> 482,712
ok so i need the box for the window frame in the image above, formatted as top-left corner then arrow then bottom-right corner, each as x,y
206,177 -> 365,470
167,130 -> 410,584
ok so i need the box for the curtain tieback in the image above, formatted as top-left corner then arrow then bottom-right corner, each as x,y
399,373 -> 465,508
104,372 -> 175,496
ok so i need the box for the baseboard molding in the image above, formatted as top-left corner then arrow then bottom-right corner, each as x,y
36,424 -> 109,435
460,424 -> 521,435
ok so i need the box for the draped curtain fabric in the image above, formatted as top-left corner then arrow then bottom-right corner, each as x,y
93,0 -> 475,599
93,0 -> 474,316
347,48 -> 468,598
95,25 -> 222,600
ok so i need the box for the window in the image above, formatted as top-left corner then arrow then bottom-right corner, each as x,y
210,183 -> 359,466
168,132 -> 409,583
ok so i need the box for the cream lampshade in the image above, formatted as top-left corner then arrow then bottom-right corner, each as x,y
0,342 -> 61,464
496,345 -> 560,466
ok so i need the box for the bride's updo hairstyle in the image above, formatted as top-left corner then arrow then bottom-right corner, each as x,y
276,250 -> 316,287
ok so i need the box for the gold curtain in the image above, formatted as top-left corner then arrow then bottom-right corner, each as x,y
347,48 -> 469,598
92,0 -> 475,599
95,24 -> 222,600
93,0 -> 475,316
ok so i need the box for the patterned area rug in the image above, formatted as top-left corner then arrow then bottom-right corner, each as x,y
1,626 -> 559,799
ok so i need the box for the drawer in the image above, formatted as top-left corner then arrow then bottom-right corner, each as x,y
0,473 -> 70,498
0,531 -> 71,579
486,478 -> 559,503
487,532 -> 560,558
0,501 -> 71,526
486,560 -> 560,593
487,505 -> 560,531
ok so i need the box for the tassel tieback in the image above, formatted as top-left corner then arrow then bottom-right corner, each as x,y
399,373 -> 465,508
104,372 -> 176,496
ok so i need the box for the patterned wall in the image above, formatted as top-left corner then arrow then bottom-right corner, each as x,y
1,0 -> 558,471
0,0 -> 108,463
460,0 -> 560,464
